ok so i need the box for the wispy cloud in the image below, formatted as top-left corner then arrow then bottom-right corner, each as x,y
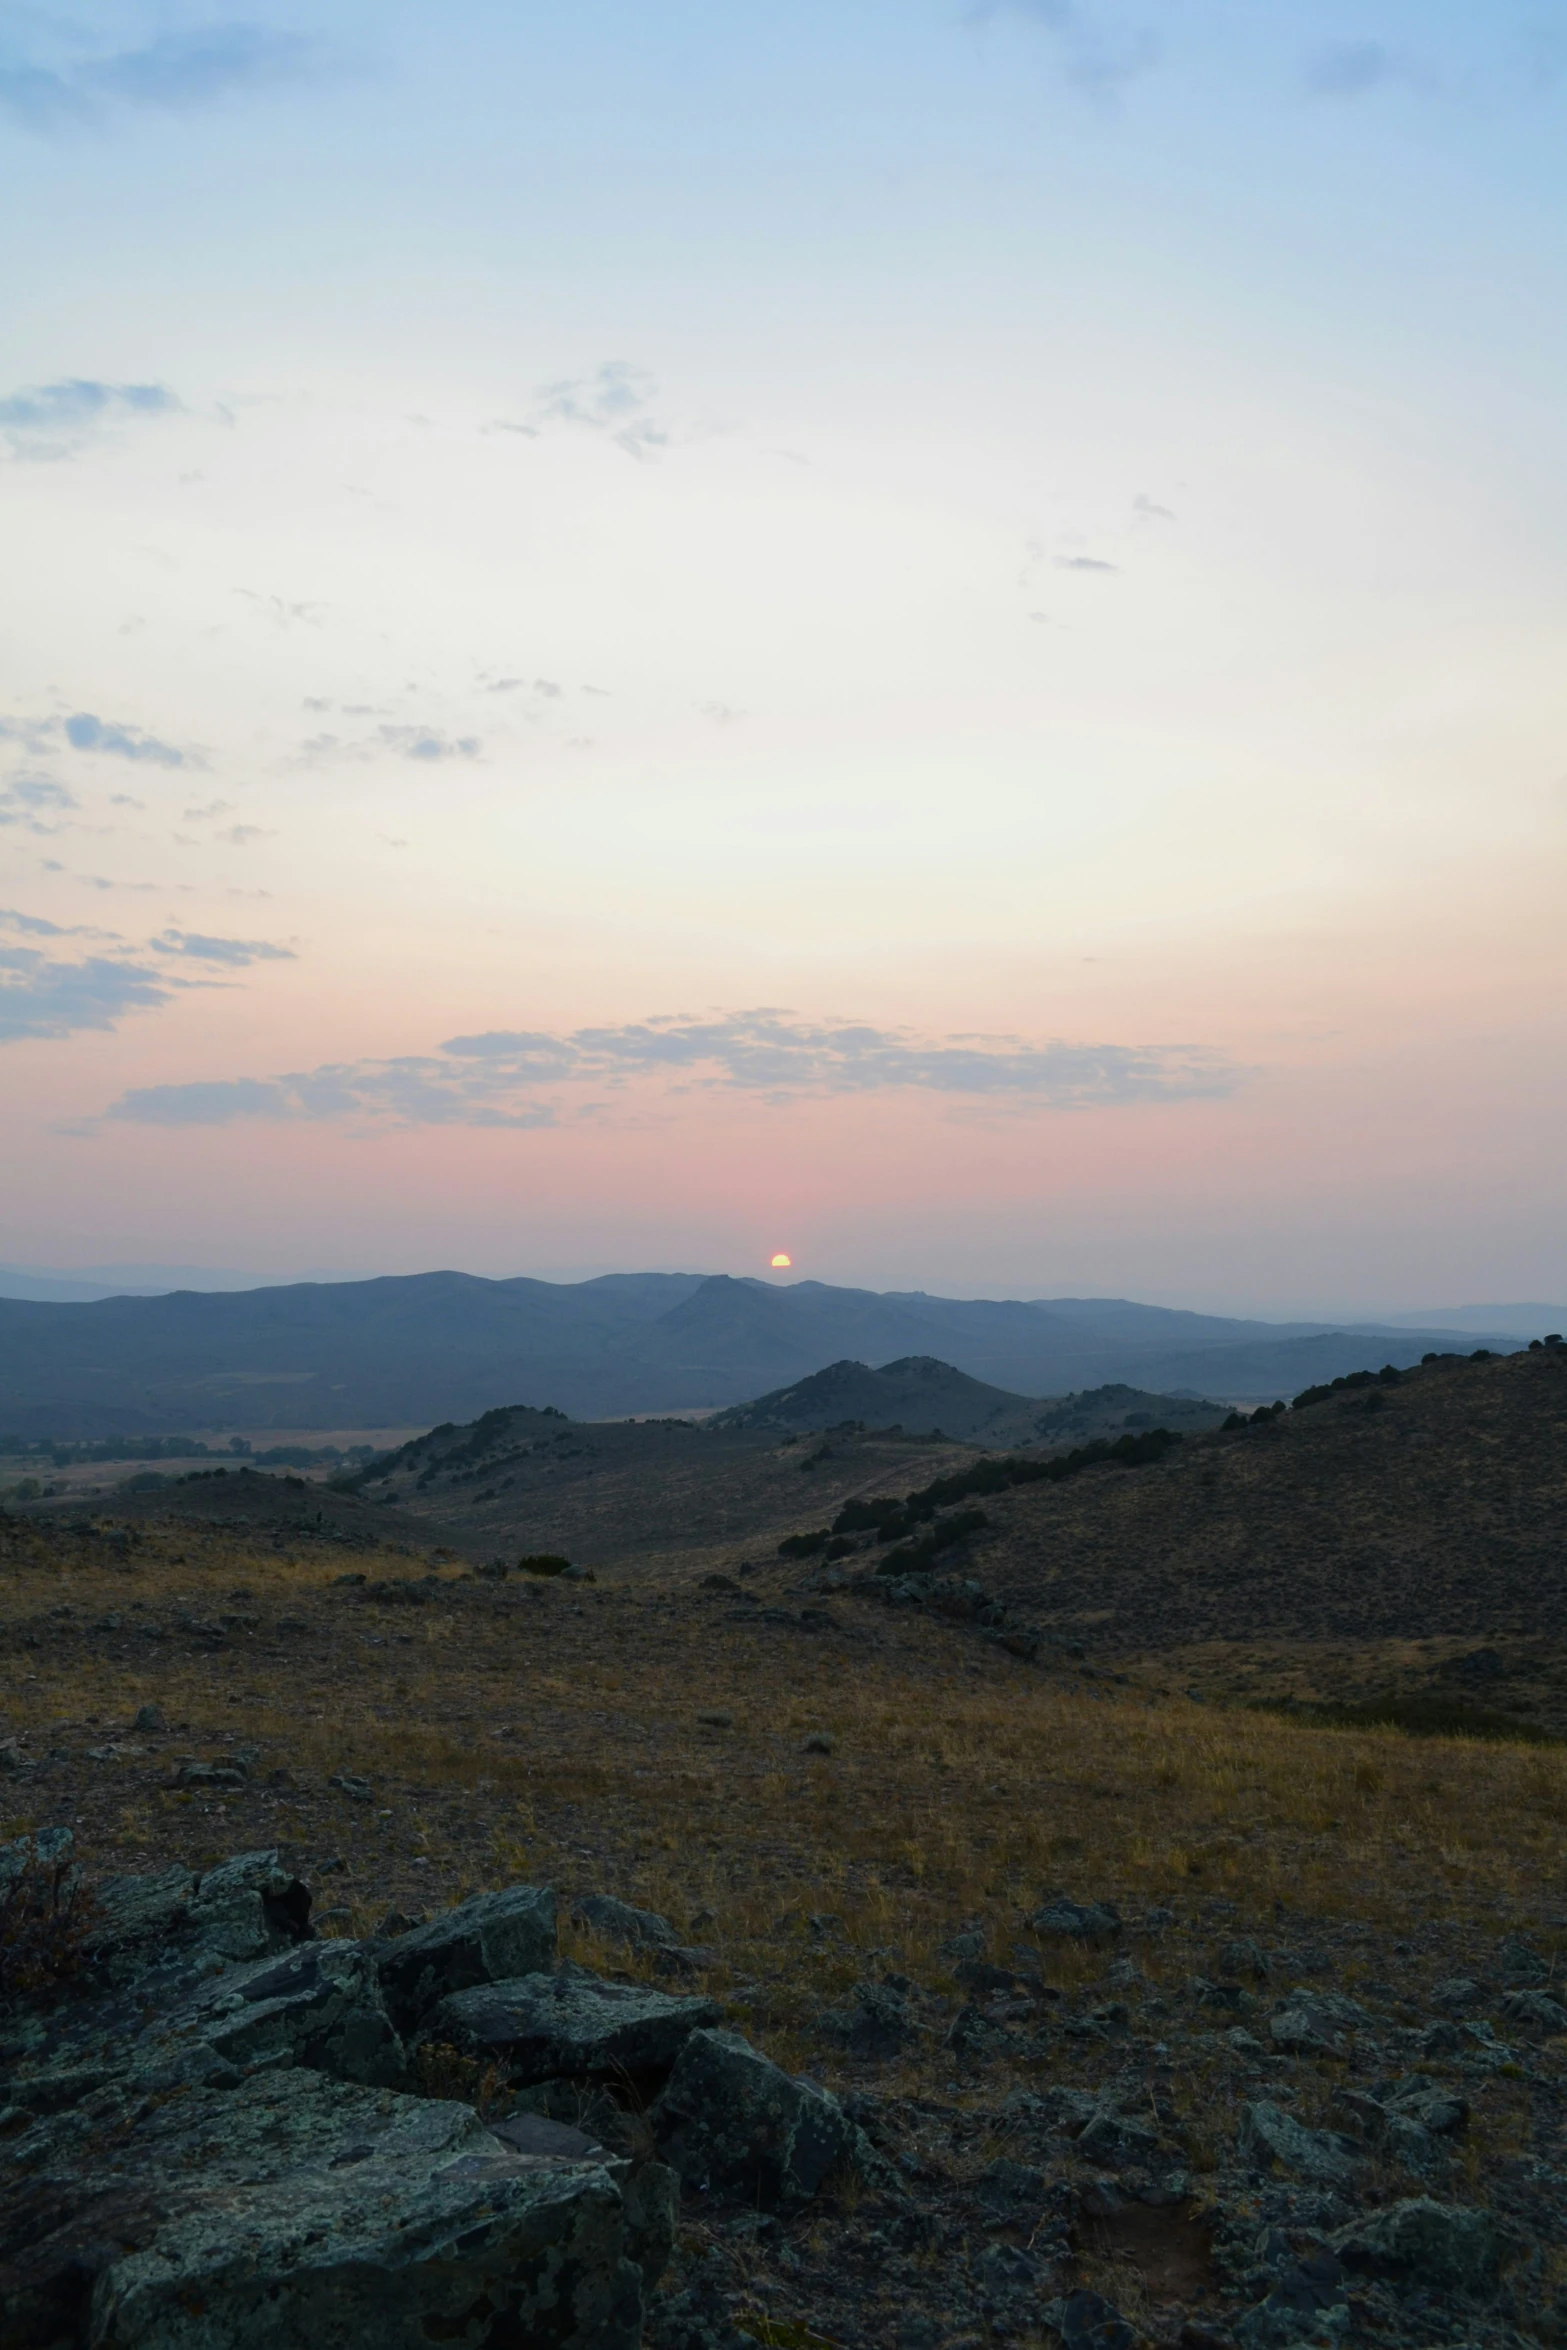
527,362 -> 671,461
0,905 -> 293,1042
300,723 -> 480,764
64,712 -> 194,767
0,774 -> 78,832
0,25 -> 327,136
0,378 -> 181,460
153,929 -> 296,967
104,1009 -> 1239,1128
1056,554 -> 1120,573
0,940 -> 173,1042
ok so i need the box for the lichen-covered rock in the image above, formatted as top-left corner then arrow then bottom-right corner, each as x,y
1,2068 -> 643,2350
375,1882 -> 556,2032
622,2160 -> 680,2290
1028,1896 -> 1122,1941
1076,2106 -> 1162,2169
1235,2252 -> 1349,2349
177,1939 -> 406,2087
654,2026 -> 857,2208
1331,2196 -> 1509,2293
86,1848 -> 311,1984
1267,1990 -> 1366,2059
1238,2101 -> 1358,2186
429,1962 -> 719,2088
1499,1987 -> 1567,2035
573,1893 -> 713,1976
4,1937 -> 405,2115
816,1977 -> 916,2058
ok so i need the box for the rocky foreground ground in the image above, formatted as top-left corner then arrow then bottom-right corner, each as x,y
3,1826 -> 1564,2350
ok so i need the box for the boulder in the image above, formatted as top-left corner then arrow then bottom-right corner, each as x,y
1238,2102 -> 1358,2186
1388,2087 -> 1468,2137
1076,2107 -> 1162,2169
654,2026 -> 858,2208
1498,1987 -> 1567,2035
1057,2287 -> 1136,2350
816,1977 -> 916,2058
0,2067 -> 645,2350
86,1849 -> 312,1983
1331,2197 -> 1508,2294
1235,2252 -> 1349,2349
1027,1896 -> 1122,1941
1268,1991 -> 1365,2059
185,1849 -> 313,1963
376,1882 -> 556,2032
572,1893 -> 713,1974
0,1825 -> 74,1885
177,1938 -> 407,2087
4,1938 -> 407,2113
428,1963 -> 719,2089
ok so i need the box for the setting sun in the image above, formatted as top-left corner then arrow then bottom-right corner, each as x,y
770,1252 -> 792,1269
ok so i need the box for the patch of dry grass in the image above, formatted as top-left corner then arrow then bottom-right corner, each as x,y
4,1514 -> 1567,2011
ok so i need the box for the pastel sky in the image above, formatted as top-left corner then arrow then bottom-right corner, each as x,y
3,0 -> 1566,1313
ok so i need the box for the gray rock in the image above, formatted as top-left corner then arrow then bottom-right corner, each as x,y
2,2067 -> 644,2350
1076,2108 -> 1162,2169
817,1977 -> 916,2058
1499,1987 -> 1567,2035
1028,1896 -> 1122,1940
1238,2101 -> 1358,2185
1389,2086 -> 1468,2136
186,1849 -> 314,1963
376,1882 -> 557,2032
975,2157 -> 1046,2208
430,1964 -> 720,2087
574,1893 -> 682,1951
1495,1933 -> 1548,1984
1268,1991 -> 1366,2058
1235,2251 -> 1349,2348
1431,1976 -> 1484,2013
622,2160 -> 680,2291
1331,2196 -> 1508,2293
572,1894 -> 713,1974
174,1760 -> 246,1789
180,1938 -> 408,2087
86,1849 -> 312,1982
654,2026 -> 857,2208
132,1703 -> 165,1732
1222,1936 -> 1273,1981
0,1825 -> 73,1886
1058,2287 -> 1136,2350
980,2240 -> 1043,2305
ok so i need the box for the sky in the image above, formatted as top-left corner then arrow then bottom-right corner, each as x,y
3,0 -> 1566,1314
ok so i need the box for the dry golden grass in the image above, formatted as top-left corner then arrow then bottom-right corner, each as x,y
5,1514 -> 1566,2027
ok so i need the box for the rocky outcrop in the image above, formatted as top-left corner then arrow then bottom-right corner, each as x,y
375,1881 -> 557,2033
654,2026 -> 860,2208
1,1842 -> 864,2350
428,1962 -> 721,2090
3,2068 -> 644,2350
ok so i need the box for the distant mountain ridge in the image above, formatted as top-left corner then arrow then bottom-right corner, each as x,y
0,1270 -> 1524,1437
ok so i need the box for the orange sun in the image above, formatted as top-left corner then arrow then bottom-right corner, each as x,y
770,1252 -> 792,1269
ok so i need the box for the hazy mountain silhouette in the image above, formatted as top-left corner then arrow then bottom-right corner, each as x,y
0,1271 -> 1523,1436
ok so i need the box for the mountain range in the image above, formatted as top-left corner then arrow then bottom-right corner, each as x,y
0,1270 -> 1531,1437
